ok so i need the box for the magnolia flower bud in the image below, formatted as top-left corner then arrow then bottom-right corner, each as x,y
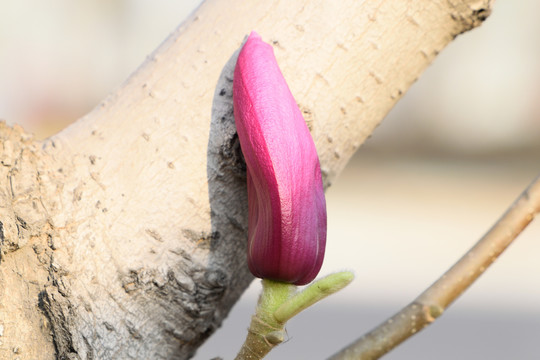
233,32 -> 327,285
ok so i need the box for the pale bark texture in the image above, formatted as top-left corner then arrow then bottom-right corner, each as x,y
0,0 -> 492,359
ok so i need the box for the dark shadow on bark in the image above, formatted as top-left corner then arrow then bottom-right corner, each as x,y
201,41 -> 253,356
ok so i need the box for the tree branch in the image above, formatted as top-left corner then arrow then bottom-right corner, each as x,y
329,172 -> 540,360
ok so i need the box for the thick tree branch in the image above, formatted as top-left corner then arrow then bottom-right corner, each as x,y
0,0 -> 492,359
329,172 -> 540,360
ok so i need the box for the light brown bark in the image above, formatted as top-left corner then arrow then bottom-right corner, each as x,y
0,0 -> 492,359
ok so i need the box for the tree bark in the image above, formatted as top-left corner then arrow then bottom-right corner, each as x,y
0,0 -> 492,359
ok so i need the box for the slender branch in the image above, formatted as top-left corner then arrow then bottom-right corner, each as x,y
329,172 -> 540,360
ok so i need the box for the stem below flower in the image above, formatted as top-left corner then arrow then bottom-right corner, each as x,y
275,271 -> 354,323
234,280 -> 292,360
235,272 -> 354,360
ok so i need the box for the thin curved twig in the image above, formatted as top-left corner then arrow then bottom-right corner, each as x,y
329,173 -> 540,360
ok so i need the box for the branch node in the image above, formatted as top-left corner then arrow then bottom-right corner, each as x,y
427,304 -> 444,322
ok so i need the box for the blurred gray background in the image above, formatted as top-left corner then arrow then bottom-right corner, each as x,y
1,1 -> 539,359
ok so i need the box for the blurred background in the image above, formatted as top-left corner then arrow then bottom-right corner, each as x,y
1,1 -> 539,359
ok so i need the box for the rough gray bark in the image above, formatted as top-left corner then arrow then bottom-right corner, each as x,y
0,0 -> 492,359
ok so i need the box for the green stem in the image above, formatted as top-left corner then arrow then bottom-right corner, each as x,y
275,272 -> 354,323
234,280 -> 292,360
234,272 -> 354,360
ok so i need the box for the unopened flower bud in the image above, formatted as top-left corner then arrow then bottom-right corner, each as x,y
233,32 -> 327,285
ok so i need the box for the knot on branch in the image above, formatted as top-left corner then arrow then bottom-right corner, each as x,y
450,0 -> 493,36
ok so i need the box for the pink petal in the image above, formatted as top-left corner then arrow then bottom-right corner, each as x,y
233,32 -> 327,285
